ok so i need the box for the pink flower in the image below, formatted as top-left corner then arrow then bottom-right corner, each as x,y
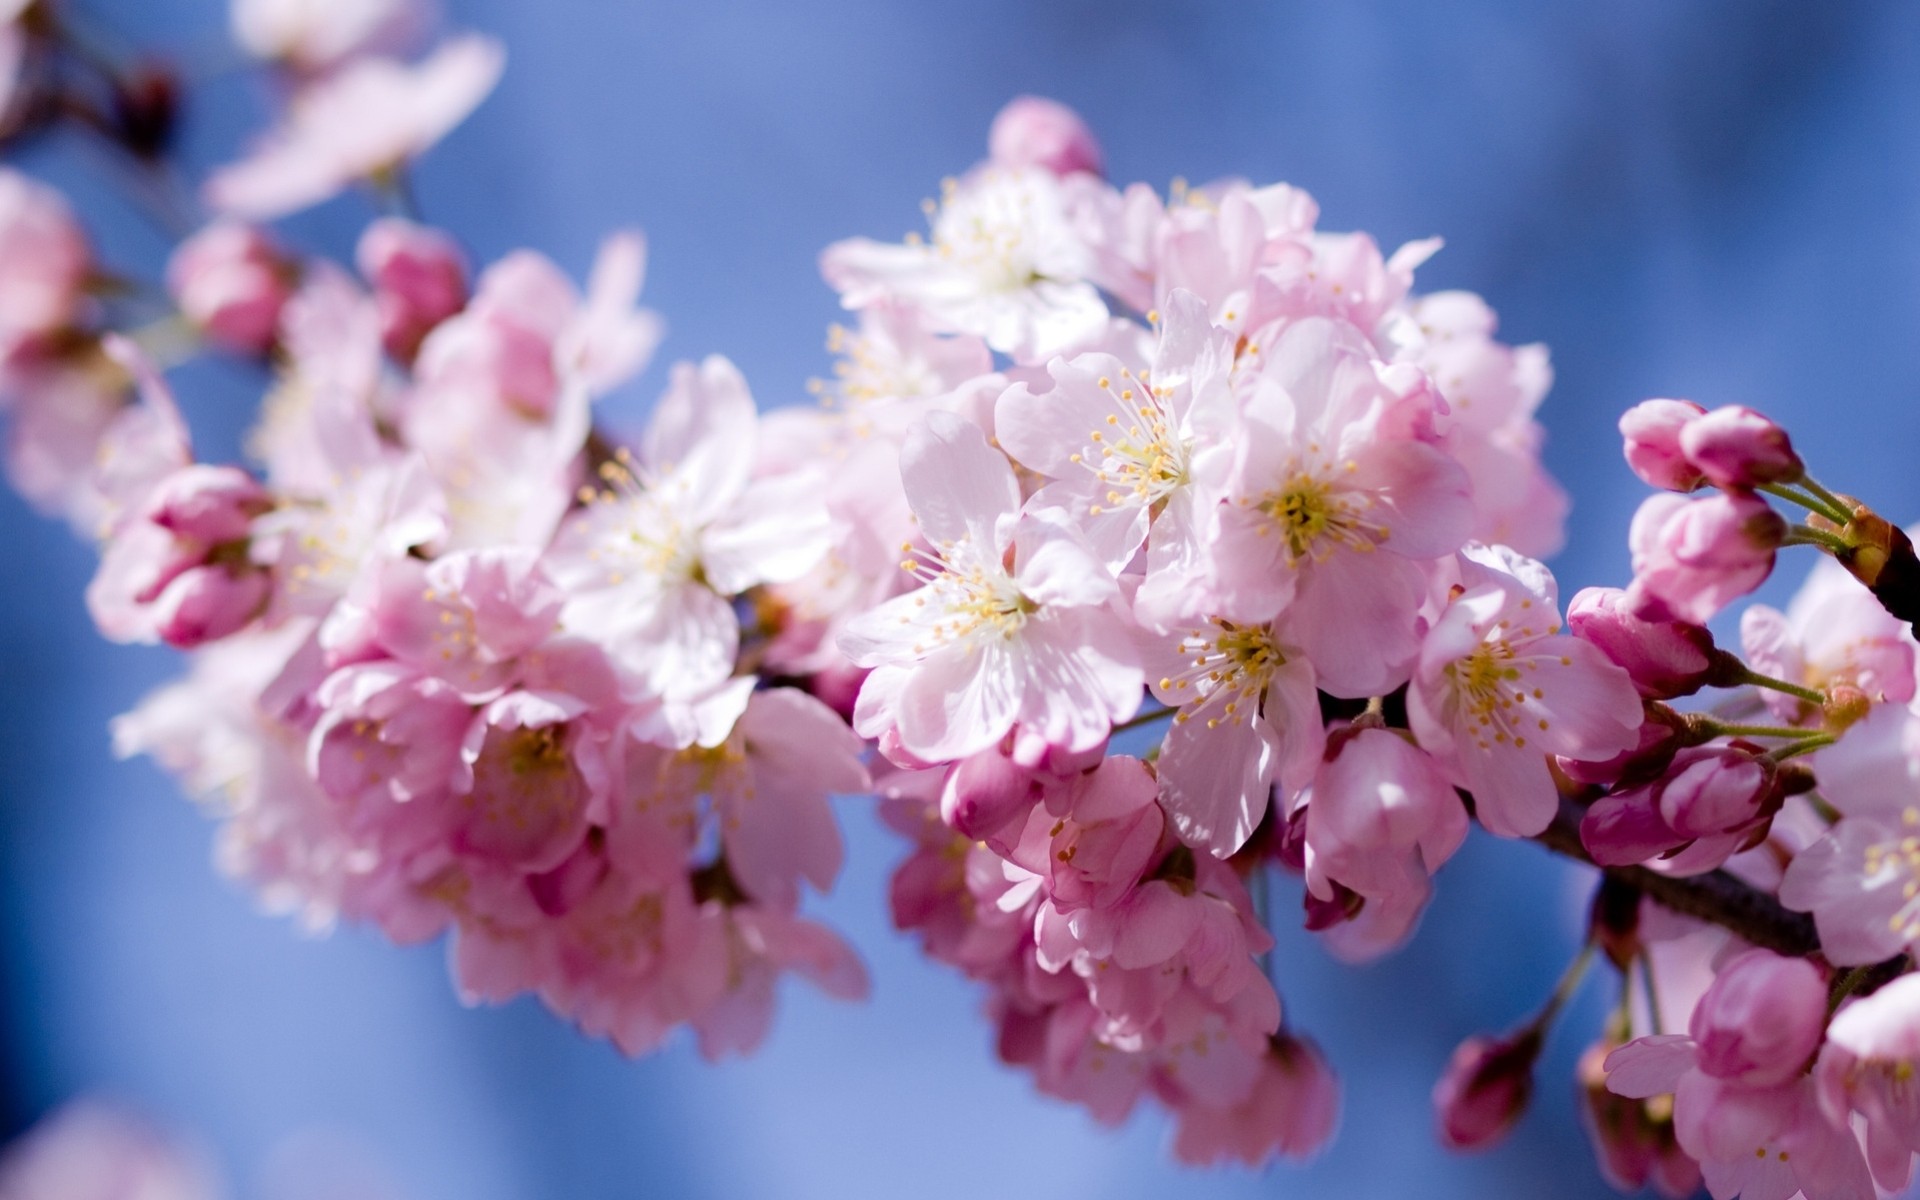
1778,704 -> 1920,964
0,1100 -> 220,1200
206,34 -> 505,220
1170,1034 -> 1341,1166
1741,556 -> 1916,726
1626,491 -> 1786,625
1578,1041 -> 1702,1199
1619,398 -> 1707,492
1688,950 -> 1827,1088
994,288 -> 1236,620
1206,317 -> 1471,695
1305,725 -> 1467,902
820,163 -> 1108,359
1607,1035 -> 1875,1200
624,687 -> 868,911
1148,616 -> 1323,858
167,220 -> 296,355
840,411 -> 1143,762
231,0 -> 432,72
1816,973 -> 1920,1192
1402,289 -> 1567,558
357,216 -> 467,360
0,168 -> 89,347
1409,545 -> 1644,838
988,95 -> 1103,178
546,356 -> 827,704
1679,405 -> 1803,490
1434,1028 -> 1543,1151
1567,585 -> 1727,700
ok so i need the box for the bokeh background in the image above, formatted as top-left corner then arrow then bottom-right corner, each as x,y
5,1 -> 1920,1196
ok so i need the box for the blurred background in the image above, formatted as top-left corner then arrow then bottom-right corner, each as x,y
4,1 -> 1920,1196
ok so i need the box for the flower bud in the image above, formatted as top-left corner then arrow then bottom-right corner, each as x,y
145,464 -> 271,544
1619,399 -> 1707,492
1557,707 -> 1681,789
988,96 -> 1104,177
1577,1041 -> 1701,1198
1434,1029 -> 1543,1151
1688,949 -> 1826,1087
0,169 -> 90,344
1579,785 -> 1684,867
357,217 -> 468,362
1626,491 -> 1786,625
940,746 -> 1036,840
1654,745 -> 1777,840
167,220 -> 297,355
1566,587 -> 1731,699
1677,405 -> 1802,489
149,564 -> 270,648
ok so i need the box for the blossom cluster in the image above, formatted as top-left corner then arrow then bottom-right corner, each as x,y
7,0 -> 1920,1190
1,0 -> 869,1062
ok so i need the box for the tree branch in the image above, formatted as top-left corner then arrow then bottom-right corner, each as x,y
1531,796 -> 1818,957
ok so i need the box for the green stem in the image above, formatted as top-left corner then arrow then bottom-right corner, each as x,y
1760,482 -> 1853,526
1798,476 -> 1854,521
1699,720 -> 1821,740
1735,667 -> 1824,707
1772,734 -> 1836,762
1785,524 -> 1854,555
1639,953 -> 1665,1036
1535,943 -> 1595,1030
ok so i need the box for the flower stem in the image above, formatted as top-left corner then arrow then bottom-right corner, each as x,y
1771,734 -> 1835,762
1734,667 -> 1824,707
1784,524 -> 1854,555
1697,720 -> 1819,740
1798,476 -> 1854,521
1759,482 -> 1852,526
1639,954 -> 1665,1036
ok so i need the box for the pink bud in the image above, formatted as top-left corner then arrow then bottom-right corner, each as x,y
166,220 -> 296,355
1577,1042 -> 1701,1197
1626,491 -> 1786,625
1566,586 -> 1725,699
1434,1030 -> 1542,1151
1579,786 -> 1685,867
0,169 -> 91,343
1688,949 -> 1826,1087
145,464 -> 271,543
1619,399 -> 1707,492
1557,710 -> 1679,789
149,564 -> 270,648
1678,405 -> 1802,489
357,217 -> 468,361
1655,745 -> 1777,840
988,96 -> 1104,177
940,746 -> 1036,840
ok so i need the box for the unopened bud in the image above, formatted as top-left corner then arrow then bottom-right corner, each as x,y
1677,405 -> 1803,489
1689,949 -> 1826,1087
988,96 -> 1104,177
1619,399 -> 1707,492
1434,1029 -> 1543,1151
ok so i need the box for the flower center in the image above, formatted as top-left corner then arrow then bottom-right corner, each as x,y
1164,619 -> 1283,728
1863,809 -> 1920,940
1253,468 -> 1385,563
1444,639 -> 1547,751
577,448 -> 701,586
1079,369 -> 1188,514
900,538 -> 1034,649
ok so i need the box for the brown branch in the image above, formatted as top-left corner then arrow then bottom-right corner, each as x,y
1531,796 -> 1818,957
